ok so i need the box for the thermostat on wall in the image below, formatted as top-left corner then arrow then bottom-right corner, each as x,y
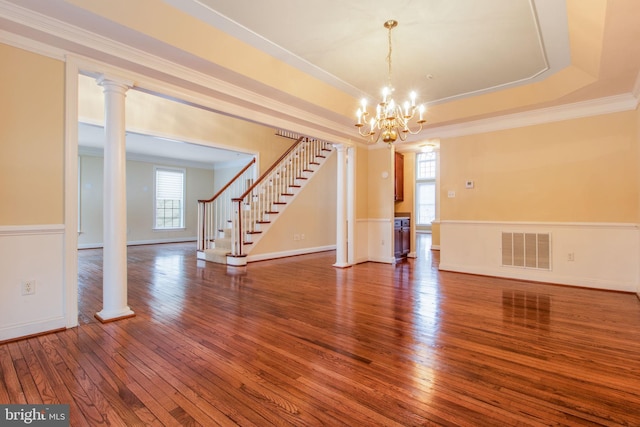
465,180 -> 474,189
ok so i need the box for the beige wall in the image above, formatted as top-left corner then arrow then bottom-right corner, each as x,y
79,155 -> 215,246
637,105 -> 640,225
355,145 -> 369,219
367,146 -> 395,219
250,153 -> 337,256
0,44 -> 64,225
440,110 -> 639,223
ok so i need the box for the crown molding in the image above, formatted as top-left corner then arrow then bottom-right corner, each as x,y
422,93 -> 639,140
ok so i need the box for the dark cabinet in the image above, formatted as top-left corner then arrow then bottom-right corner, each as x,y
394,151 -> 404,201
394,217 -> 410,260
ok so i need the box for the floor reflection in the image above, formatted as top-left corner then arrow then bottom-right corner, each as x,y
502,290 -> 551,331
149,253 -> 187,316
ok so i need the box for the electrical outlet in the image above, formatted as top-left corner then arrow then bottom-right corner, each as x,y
567,252 -> 575,262
22,280 -> 36,296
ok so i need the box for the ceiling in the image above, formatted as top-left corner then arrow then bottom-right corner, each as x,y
174,0 -> 568,105
2,0 -> 640,156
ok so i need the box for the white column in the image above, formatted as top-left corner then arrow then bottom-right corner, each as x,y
333,143 -> 349,268
346,146 -> 355,265
95,76 -> 135,323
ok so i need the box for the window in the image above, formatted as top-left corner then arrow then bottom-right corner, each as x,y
416,152 -> 436,227
155,167 -> 185,229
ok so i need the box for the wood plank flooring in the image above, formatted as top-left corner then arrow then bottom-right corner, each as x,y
2,236 -> 640,426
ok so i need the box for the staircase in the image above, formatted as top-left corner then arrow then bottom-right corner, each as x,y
197,135 -> 333,265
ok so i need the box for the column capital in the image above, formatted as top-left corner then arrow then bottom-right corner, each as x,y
96,74 -> 134,91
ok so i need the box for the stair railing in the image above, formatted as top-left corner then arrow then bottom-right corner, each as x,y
197,158 -> 256,252
230,137 -> 331,257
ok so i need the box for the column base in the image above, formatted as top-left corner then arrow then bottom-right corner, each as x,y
95,308 -> 135,323
332,262 -> 352,268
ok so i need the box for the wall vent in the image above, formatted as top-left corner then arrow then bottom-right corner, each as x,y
501,232 -> 551,270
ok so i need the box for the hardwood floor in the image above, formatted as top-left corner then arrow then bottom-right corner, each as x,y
2,236 -> 640,426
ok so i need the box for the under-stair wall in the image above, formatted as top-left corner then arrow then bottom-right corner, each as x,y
246,150 -> 336,261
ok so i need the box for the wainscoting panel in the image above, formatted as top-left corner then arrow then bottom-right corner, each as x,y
440,221 -> 639,292
0,225 -> 66,341
355,219 -> 395,264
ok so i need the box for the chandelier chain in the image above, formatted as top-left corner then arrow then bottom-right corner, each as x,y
387,23 -> 393,88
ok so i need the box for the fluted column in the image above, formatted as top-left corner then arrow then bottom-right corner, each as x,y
333,143 -> 349,268
95,75 -> 135,323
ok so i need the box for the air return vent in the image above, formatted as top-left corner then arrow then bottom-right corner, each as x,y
501,232 -> 551,270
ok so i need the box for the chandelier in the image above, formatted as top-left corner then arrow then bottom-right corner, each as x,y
355,20 -> 426,144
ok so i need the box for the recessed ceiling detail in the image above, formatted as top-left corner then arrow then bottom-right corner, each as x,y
183,0 -> 564,104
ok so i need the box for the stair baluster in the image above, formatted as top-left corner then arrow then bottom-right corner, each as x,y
229,137 -> 333,258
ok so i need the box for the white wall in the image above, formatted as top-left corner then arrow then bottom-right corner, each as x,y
78,154 -> 215,248
440,220 -> 639,292
0,226 -> 66,341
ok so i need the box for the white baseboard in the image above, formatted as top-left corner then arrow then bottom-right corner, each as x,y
0,316 -> 66,342
247,245 -> 336,262
439,263 -> 635,292
79,237 -> 197,249
367,255 -> 396,264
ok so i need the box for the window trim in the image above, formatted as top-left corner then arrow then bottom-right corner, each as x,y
415,152 -> 437,229
153,166 -> 186,231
